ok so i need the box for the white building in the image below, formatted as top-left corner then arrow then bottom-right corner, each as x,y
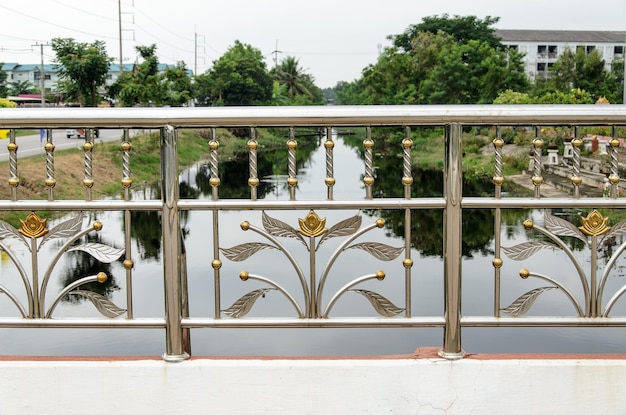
1,63 -> 60,94
495,30 -> 625,80
2,62 -> 188,94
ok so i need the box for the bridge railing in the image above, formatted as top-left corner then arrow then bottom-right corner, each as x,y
2,105 -> 626,361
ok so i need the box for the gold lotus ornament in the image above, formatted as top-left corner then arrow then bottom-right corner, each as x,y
297,210 -> 328,237
579,209 -> 610,236
19,212 -> 49,238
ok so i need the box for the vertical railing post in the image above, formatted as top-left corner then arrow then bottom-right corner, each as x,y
161,126 -> 189,362
440,123 -> 465,359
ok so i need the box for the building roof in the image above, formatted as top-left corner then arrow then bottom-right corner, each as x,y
2,63 -> 57,72
1,63 -> 21,71
495,29 -> 626,43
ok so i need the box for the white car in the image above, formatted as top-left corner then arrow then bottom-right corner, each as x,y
66,129 -> 99,139
66,128 -> 85,139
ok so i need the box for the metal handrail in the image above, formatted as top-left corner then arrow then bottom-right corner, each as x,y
2,105 -> 626,361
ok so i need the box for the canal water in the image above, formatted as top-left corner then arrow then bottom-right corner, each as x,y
2,131 -> 626,356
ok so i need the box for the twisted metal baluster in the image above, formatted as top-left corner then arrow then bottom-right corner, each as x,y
208,127 -> 220,201
120,129 -> 134,318
287,127 -> 297,201
324,126 -> 335,200
8,129 -> 18,201
571,127 -> 582,199
209,127 -> 223,317
83,130 -> 94,201
248,128 -> 258,201
402,126 -> 413,316
492,127 -> 504,316
531,126 -> 543,199
44,129 -> 56,201
609,126 -> 620,198
364,127 -> 374,200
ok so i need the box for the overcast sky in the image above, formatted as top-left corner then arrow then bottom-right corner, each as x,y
0,0 -> 624,88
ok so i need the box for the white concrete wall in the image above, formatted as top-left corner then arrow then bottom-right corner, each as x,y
1,352 -> 626,414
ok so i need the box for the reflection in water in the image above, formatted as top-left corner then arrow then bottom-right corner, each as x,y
59,232 -> 120,305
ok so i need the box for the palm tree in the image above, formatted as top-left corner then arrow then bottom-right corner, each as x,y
274,56 -> 313,99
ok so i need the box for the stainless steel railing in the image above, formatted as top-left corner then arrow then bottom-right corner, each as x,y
2,105 -> 626,361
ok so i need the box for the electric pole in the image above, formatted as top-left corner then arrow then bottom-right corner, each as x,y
118,0 -> 123,73
195,32 -> 206,76
118,0 -> 135,75
32,42 -> 50,107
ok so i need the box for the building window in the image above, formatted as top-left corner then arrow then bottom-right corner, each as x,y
507,44 -> 518,51
586,45 -> 596,54
615,46 -> 624,56
548,45 -> 557,58
537,45 -> 547,58
537,62 -> 546,72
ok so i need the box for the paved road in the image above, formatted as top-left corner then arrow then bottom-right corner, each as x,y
0,129 -> 125,162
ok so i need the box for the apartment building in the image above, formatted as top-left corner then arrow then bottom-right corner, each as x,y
495,29 -> 625,80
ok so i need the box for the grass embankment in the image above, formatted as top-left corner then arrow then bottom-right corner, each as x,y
0,129 -> 232,225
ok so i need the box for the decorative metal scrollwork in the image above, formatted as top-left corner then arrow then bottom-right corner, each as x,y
501,209 -> 626,317
0,212 -> 126,318
220,210 -> 405,319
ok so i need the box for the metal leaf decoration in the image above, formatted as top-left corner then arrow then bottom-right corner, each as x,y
67,243 -> 124,263
69,290 -> 126,318
501,286 -> 556,317
0,220 -> 27,247
346,242 -> 404,261
39,215 -> 83,249
544,214 -> 587,244
502,241 -> 555,260
348,289 -> 404,317
220,242 -> 277,261
262,211 -> 306,246
604,219 -> 626,240
318,213 -> 362,248
222,288 -> 276,318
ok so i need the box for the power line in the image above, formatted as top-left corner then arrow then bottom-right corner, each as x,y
0,4 -> 119,41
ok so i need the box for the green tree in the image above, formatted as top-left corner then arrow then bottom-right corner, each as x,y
51,38 -> 112,107
199,40 -> 273,106
162,62 -> 193,106
108,44 -> 161,107
495,87 -> 594,104
392,14 -> 503,52
359,30 -> 528,105
0,65 -> 8,97
419,38 -> 528,104
8,80 -> 37,96
610,58 -> 624,103
333,80 -> 364,105
270,56 -> 324,105
539,47 -> 620,102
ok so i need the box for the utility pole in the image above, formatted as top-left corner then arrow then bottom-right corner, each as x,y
272,40 -> 282,69
118,0 -> 123,73
194,32 -> 206,76
118,0 -> 135,75
32,42 -> 50,107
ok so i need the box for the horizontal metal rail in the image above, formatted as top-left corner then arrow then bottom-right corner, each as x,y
0,105 -> 625,127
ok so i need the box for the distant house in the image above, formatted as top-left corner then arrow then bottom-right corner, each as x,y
1,62 -> 193,96
1,63 -> 59,94
495,30 -> 626,80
